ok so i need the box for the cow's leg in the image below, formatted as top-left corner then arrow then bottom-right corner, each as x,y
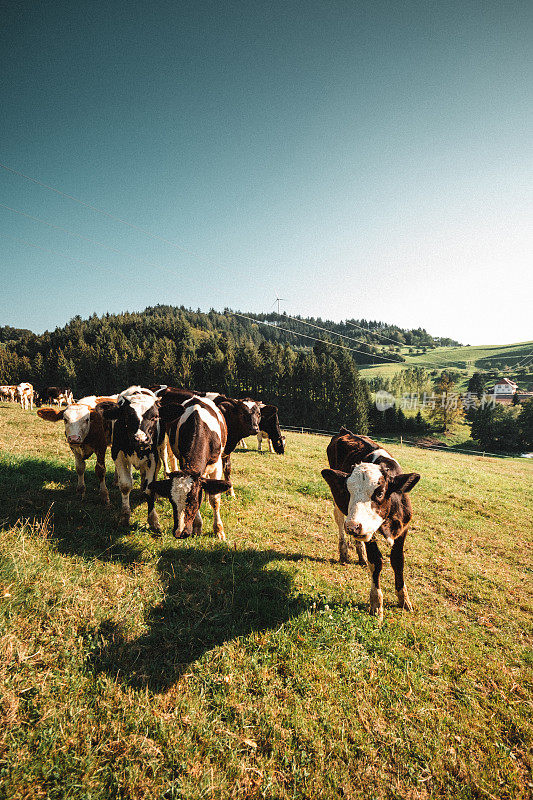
257,433 -> 263,451
72,449 -> 87,498
334,505 -> 352,564
208,493 -> 225,540
222,455 -> 235,498
95,448 -> 109,505
365,540 -> 384,621
239,439 -> 247,450
268,437 -> 274,453
115,454 -> 133,525
355,541 -> 368,568
166,439 -> 179,473
192,508 -> 203,536
390,531 -> 413,611
144,455 -> 162,534
159,439 -> 170,477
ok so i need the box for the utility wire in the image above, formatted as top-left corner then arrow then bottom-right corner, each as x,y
0,161 -> 207,262
0,202 -> 179,274
229,312 -> 407,362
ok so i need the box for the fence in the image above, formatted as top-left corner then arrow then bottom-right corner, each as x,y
280,425 -> 530,460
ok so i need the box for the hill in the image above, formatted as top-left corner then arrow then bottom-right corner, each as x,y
1,403 -> 532,799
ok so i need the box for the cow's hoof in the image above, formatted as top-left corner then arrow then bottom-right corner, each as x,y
369,588 -> 384,621
119,513 -> 131,527
339,552 -> 352,565
174,530 -> 190,539
192,525 -> 202,537
214,527 -> 226,541
397,587 -> 413,611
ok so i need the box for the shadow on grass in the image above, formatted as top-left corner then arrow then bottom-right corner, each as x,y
88,544 -> 311,691
0,455 -> 151,565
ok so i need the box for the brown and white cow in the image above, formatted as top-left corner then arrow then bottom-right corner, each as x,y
37,395 -> 118,503
151,395 -> 231,540
321,428 -> 420,621
45,386 -> 74,406
16,383 -> 34,410
0,385 -> 17,402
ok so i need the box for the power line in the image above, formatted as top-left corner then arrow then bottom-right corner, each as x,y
0,161 -> 209,263
271,312 -> 405,361
228,312 -> 407,362
0,201 -> 178,274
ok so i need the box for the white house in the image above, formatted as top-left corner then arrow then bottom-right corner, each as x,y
486,378 -> 518,396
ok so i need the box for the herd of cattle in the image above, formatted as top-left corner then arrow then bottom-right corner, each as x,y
2,382 -> 420,619
0,383 -> 73,408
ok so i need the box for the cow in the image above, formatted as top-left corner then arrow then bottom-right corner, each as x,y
45,386 -> 74,406
100,387 -> 165,533
37,395 -> 118,503
0,385 -> 17,402
238,401 -> 285,454
16,383 -> 34,410
321,428 -> 420,621
151,395 -> 231,540
152,386 -> 260,492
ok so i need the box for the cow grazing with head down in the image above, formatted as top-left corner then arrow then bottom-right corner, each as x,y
37,395 -> 118,503
238,401 -> 285,454
0,385 -> 17,402
45,386 -> 74,406
150,395 -> 231,540
100,387 -> 165,533
321,428 -> 420,621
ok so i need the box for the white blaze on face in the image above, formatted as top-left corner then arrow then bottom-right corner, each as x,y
346,462 -> 385,540
62,404 -> 92,443
170,475 -> 195,534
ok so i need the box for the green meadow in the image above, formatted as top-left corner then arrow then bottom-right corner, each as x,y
1,403 -> 532,799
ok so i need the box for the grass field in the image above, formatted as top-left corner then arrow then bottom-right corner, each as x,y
358,339 -> 533,382
1,403 -> 532,800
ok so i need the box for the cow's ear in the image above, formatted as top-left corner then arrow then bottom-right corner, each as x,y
158,403 -> 186,424
201,478 -> 232,495
321,468 -> 350,515
37,407 -> 64,422
149,478 -> 171,498
387,472 -> 420,495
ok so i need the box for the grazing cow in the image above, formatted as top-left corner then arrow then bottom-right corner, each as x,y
45,386 -> 74,406
151,395 -> 231,539
153,386 -> 260,491
16,383 -> 34,410
100,387 -> 165,533
37,395 -> 118,503
0,385 -> 17,402
238,401 -> 285,454
321,428 -> 420,620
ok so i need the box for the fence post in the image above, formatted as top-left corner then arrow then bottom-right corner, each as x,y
301,427 -> 304,434
400,435 -> 403,446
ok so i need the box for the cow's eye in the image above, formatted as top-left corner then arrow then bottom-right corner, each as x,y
374,487 -> 385,500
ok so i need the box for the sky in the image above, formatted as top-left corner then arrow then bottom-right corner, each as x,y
1,0 -> 531,344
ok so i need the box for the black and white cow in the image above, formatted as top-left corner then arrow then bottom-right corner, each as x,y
238,400 -> 285,454
152,386 -> 260,493
321,428 -> 420,620
100,387 -> 165,533
45,386 -> 74,406
151,395 -> 231,540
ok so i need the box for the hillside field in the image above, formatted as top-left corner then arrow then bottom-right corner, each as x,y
0,403 -> 532,800
358,340 -> 533,383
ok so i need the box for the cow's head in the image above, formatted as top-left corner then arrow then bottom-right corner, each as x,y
150,472 -> 231,538
219,399 -> 261,439
321,463 -> 420,542
38,403 -> 94,444
260,404 -> 285,454
102,393 -> 159,455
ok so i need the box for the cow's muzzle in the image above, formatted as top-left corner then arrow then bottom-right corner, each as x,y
67,435 -> 82,444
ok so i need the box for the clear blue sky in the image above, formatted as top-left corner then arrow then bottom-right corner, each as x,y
1,0 -> 531,344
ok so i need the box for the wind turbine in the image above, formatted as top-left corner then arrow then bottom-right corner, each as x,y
272,295 -> 287,315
